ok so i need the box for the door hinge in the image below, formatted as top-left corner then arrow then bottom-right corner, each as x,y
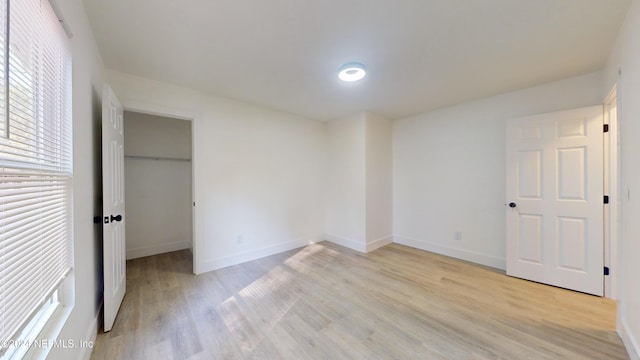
604,267 -> 610,276
604,124 -> 609,133
93,216 -> 102,224
604,195 -> 609,204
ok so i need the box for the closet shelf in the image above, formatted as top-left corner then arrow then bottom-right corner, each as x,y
124,155 -> 191,162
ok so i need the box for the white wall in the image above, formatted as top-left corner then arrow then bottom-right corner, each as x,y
48,1 -> 104,359
124,111 -> 192,158
106,70 -> 326,274
325,113 -> 367,251
325,112 -> 393,252
365,112 -> 393,250
604,1 -> 640,358
123,112 -> 192,259
393,71 -> 604,270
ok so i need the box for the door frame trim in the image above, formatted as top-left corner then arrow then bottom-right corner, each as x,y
118,100 -> 200,275
603,85 -> 619,299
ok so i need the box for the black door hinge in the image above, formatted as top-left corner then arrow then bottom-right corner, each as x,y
93,216 -> 102,224
604,124 -> 609,133
604,195 -> 609,204
604,267 -> 610,276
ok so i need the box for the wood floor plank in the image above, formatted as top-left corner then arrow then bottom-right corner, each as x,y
90,242 -> 629,359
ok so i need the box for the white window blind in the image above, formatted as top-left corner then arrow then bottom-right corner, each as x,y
0,0 -> 72,350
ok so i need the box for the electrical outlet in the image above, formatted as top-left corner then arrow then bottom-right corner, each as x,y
454,231 -> 462,241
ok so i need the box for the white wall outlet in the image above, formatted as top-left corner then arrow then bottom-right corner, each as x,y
454,231 -> 462,241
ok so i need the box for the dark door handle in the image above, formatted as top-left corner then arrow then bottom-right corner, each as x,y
110,214 -> 123,222
508,202 -> 517,208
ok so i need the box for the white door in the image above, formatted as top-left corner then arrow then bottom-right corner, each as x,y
102,84 -> 126,331
506,106 -> 604,296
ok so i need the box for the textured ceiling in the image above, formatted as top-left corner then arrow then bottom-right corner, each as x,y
83,0 -> 631,121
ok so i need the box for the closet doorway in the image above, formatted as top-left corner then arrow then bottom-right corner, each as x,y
123,111 -> 193,260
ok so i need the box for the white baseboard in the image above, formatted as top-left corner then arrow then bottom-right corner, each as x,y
325,234 -> 367,253
393,235 -> 506,270
619,310 -> 640,360
79,301 -> 103,360
199,235 -> 322,274
126,241 -> 191,260
366,235 -> 393,252
324,234 -> 393,253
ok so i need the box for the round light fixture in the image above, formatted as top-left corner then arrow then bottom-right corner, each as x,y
338,62 -> 366,82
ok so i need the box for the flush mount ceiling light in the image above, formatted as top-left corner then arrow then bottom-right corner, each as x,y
338,62 -> 366,82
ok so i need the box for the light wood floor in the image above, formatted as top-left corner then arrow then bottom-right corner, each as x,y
90,242 -> 628,360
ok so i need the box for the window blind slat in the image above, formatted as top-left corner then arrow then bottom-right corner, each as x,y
4,241 -> 66,289
2,218 -> 65,258
2,232 -> 66,274
4,257 -> 44,296
0,158 -> 69,172
2,126 -> 68,149
1,193 -> 65,218
0,188 -> 64,204
2,203 -> 65,236
2,230 -> 65,271
1,189 -> 66,212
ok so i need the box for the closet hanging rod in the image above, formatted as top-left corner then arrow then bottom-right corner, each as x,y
124,155 -> 191,162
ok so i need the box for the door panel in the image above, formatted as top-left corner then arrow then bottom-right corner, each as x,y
506,106 -> 603,296
518,150 -> 542,198
518,214 -> 542,263
102,84 -> 126,331
557,217 -> 586,271
557,147 -> 586,200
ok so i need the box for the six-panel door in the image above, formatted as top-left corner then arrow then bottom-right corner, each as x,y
506,106 -> 604,296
